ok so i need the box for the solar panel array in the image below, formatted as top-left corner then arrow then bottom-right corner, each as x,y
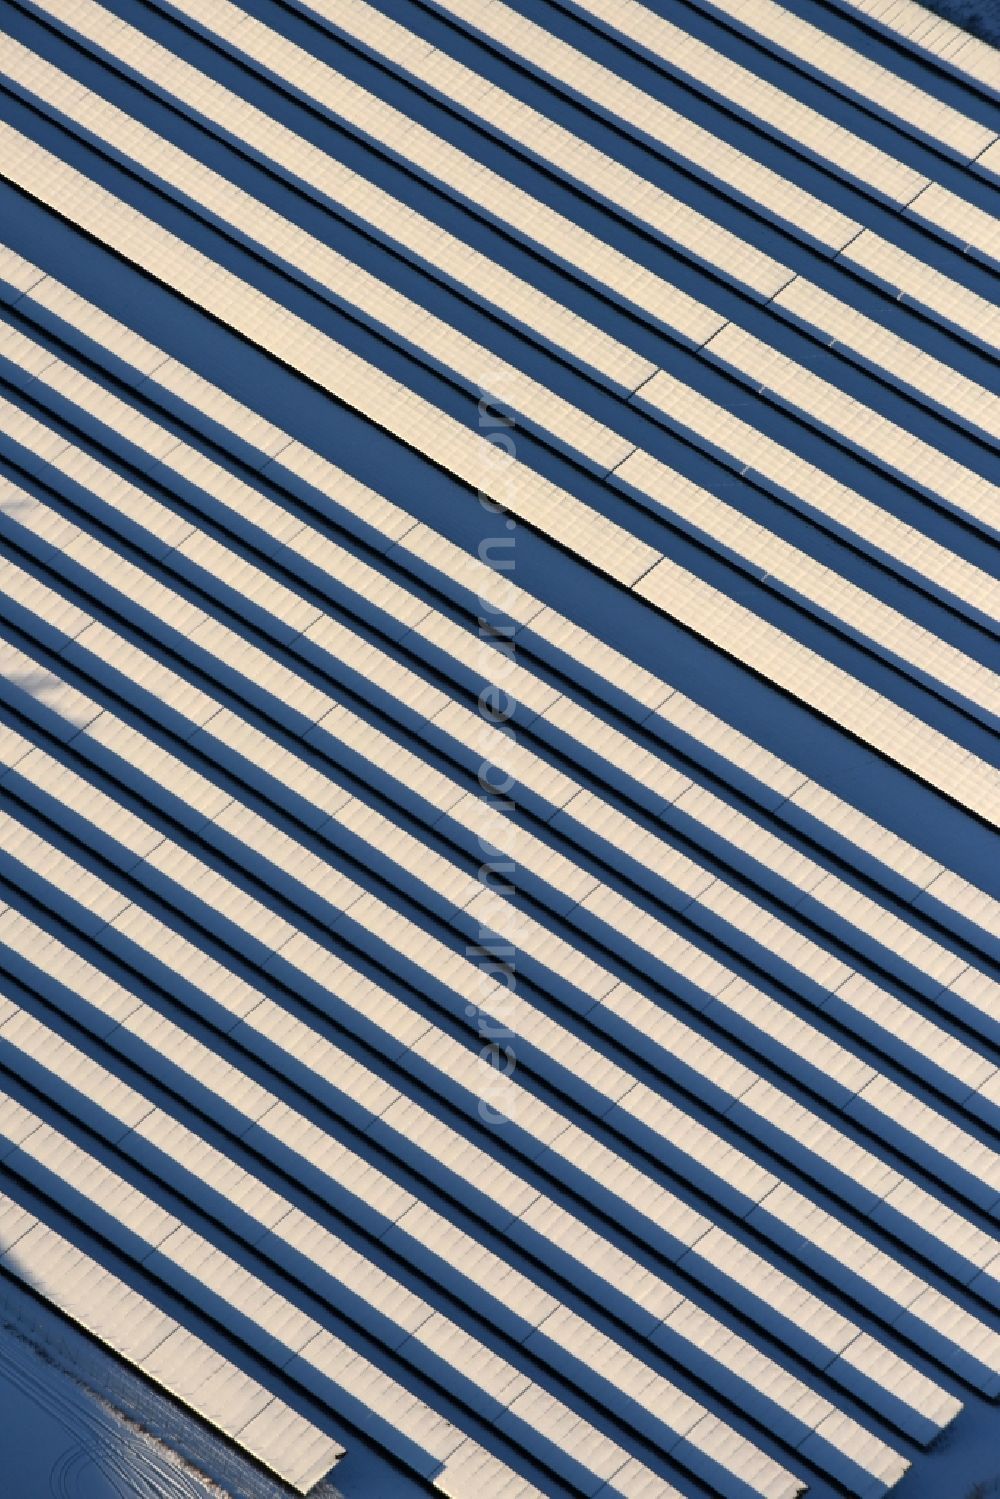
0,0 -> 996,1495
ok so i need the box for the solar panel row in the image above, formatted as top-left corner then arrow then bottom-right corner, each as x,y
653,0 -> 999,159
0,239 -> 995,1211
0,431 -> 996,1190
5,121 -> 995,832
554,0 -> 997,168
0,0 -> 996,1495
0,440 -> 988,1483
0,286 -> 995,971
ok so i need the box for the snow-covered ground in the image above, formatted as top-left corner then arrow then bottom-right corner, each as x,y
0,1272 -> 435,1498
0,1276 -> 345,1499
0,1326 -> 224,1499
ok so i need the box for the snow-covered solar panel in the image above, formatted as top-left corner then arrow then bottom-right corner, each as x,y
0,911 -> 971,1475
0,772 -> 977,1419
635,557 -> 1000,824
13,449 -> 995,1097
296,0 -> 817,287
148,0 -> 998,392
415,0 -> 866,247
568,0 -> 931,197
0,1095 -> 551,1489
130,0 -> 750,333
826,0 -> 1000,93
770,276 -> 1000,438
0,1211 -> 347,1493
698,324 -> 1000,537
3,33 -> 637,474
9,0 -> 983,620
629,371 -> 995,623
685,0 -> 996,159
617,435 -> 1000,685
0,1199 -> 344,1492
842,229 -> 1000,351
9,525 -> 995,1224
3,1020 -> 658,1485
11,139 -> 976,812
1,2 -> 997,1493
